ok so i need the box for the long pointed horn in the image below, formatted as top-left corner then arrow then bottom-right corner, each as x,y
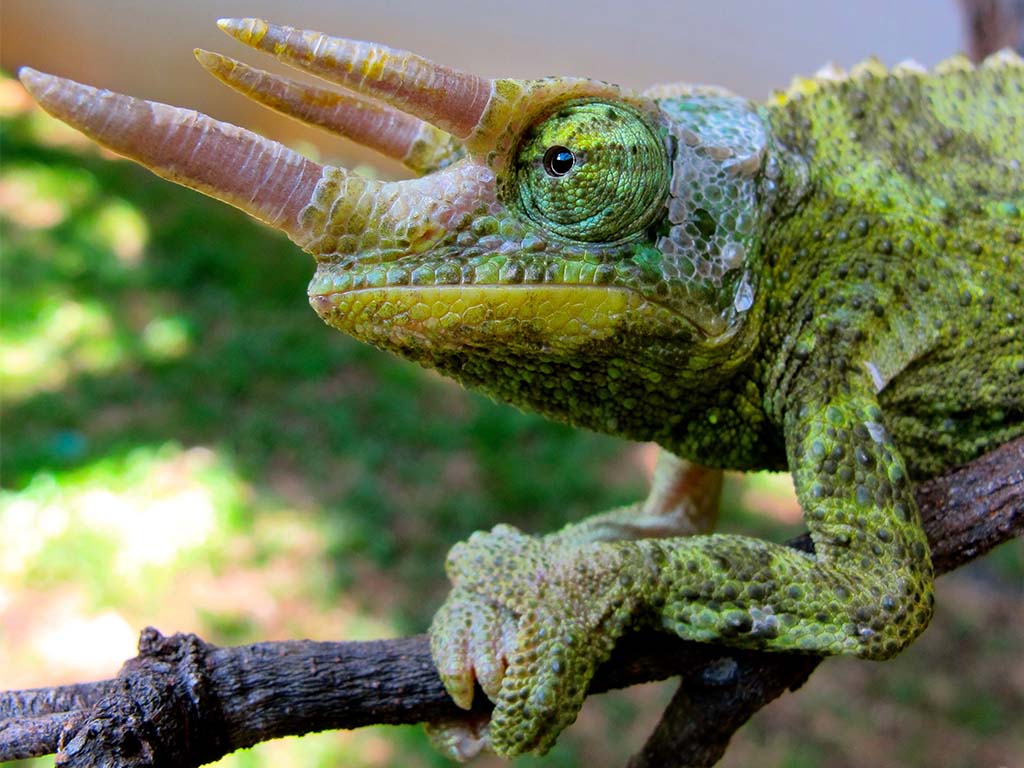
17,67 -> 485,269
217,18 -> 493,139
18,67 -> 324,243
194,49 -> 461,174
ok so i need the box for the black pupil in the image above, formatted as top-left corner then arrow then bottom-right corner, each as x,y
543,146 -> 575,177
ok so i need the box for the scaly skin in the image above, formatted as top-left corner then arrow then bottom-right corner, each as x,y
19,21 -> 1024,761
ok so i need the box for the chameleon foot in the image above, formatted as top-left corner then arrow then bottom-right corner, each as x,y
429,525 -> 646,757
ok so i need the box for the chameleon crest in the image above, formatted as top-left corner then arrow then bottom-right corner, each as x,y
20,18 -> 1024,761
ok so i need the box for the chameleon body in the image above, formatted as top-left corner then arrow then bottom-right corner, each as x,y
19,19 -> 1024,760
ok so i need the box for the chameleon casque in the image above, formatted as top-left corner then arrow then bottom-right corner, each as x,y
19,17 -> 1024,761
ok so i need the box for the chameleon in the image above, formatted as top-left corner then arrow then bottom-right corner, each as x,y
18,17 -> 1023,761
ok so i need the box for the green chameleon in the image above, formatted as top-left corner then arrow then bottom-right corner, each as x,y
20,17 -> 1023,761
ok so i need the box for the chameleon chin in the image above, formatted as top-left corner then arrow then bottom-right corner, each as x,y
19,18 -> 1023,761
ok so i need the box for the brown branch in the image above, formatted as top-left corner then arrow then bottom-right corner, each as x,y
1,438 -> 1021,768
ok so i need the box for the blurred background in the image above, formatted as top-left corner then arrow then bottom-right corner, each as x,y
1,2 -> 1021,767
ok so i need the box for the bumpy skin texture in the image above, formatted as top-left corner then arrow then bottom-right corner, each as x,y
21,27 -> 1023,762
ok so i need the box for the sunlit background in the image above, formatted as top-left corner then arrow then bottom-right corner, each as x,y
1,2 -> 1021,767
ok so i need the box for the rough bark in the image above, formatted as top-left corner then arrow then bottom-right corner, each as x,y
1,437 -> 1020,768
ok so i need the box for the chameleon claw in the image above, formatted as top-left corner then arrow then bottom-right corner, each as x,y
430,593 -> 480,710
466,602 -> 514,702
425,713 -> 491,762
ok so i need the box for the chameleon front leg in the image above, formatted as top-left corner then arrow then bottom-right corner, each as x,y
426,454 -> 721,760
430,387 -> 934,757
551,452 -> 723,545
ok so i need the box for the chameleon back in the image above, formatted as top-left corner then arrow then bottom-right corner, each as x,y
760,57 -> 1024,478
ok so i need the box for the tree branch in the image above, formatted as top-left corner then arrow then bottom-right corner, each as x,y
959,0 -> 1024,60
1,438 -> 1021,768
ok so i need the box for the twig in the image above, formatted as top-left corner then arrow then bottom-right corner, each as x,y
960,0 -> 1024,60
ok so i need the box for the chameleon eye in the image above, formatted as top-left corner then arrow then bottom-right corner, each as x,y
543,146 -> 575,176
514,101 -> 668,242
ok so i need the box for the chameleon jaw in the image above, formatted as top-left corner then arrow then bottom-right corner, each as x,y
309,284 -> 689,353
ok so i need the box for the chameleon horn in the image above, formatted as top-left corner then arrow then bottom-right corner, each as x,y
18,67 -> 492,267
194,49 -> 459,175
217,18 -> 493,139
18,67 -> 324,245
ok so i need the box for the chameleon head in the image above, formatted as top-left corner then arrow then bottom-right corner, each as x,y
20,18 -> 768,441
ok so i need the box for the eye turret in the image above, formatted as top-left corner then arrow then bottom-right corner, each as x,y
513,102 -> 669,243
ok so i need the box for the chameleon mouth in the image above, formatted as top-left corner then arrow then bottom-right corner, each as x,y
309,284 -> 686,350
